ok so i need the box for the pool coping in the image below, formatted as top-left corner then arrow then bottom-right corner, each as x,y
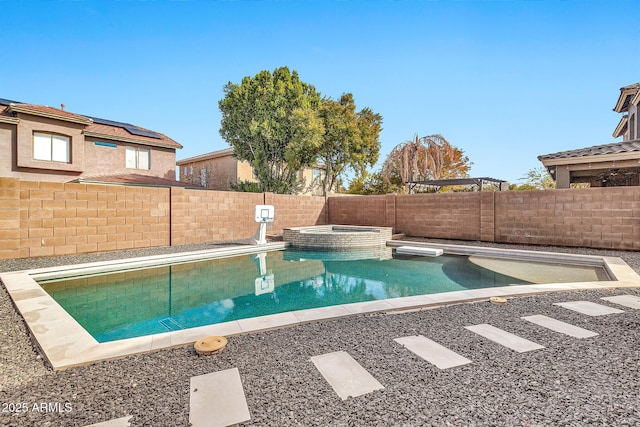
2,241 -> 640,370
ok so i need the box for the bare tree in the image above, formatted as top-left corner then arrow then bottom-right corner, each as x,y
382,134 -> 470,192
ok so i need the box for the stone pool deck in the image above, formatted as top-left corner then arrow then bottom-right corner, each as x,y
1,239 -> 639,426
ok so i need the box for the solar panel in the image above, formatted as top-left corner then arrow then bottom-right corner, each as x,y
89,116 -> 128,127
89,116 -> 162,139
0,98 -> 21,106
0,105 -> 162,139
124,125 -> 162,139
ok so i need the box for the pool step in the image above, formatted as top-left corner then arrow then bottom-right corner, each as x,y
395,246 -> 443,257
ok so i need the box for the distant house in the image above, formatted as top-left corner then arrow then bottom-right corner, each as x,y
538,82 -> 640,188
177,148 -> 325,195
612,82 -> 640,142
0,98 -> 191,187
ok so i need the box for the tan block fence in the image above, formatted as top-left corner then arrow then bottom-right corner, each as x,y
0,178 -> 171,260
0,178 -> 327,260
328,187 -> 640,251
1,177 -> 639,260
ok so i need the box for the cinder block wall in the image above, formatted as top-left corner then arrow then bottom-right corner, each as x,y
327,195 -> 388,227
0,178 -> 328,259
0,177 -> 170,259
4,177 -> 640,259
328,187 -> 640,251
396,193 -> 482,240
170,187 -> 263,245
267,193 -> 327,233
0,178 -> 21,259
495,187 -> 640,250
169,190 -> 327,246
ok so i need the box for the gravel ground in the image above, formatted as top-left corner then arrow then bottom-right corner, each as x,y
0,239 -> 639,427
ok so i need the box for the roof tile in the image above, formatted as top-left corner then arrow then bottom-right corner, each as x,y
538,141 -> 640,160
0,97 -> 181,149
10,104 -> 92,123
85,123 -> 182,149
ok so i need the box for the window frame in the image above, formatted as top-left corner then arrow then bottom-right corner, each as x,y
125,146 -> 151,170
33,131 -> 71,163
200,168 -> 207,187
312,168 -> 322,184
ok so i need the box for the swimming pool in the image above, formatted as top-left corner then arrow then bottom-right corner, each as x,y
39,247 -> 608,343
3,241 -> 638,369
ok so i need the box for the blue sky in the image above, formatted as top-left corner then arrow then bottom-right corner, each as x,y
1,0 -> 638,184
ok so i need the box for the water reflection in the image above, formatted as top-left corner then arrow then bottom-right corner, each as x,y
252,252 -> 275,296
284,246 -> 393,262
41,248 -> 608,343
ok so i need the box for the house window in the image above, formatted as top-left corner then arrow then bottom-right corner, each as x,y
183,166 -> 187,175
200,168 -> 207,187
33,132 -> 70,162
126,146 -> 150,170
312,169 -> 322,183
630,113 -> 636,140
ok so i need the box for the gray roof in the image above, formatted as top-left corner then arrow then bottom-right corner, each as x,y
615,83 -> 640,112
621,82 -> 640,90
538,141 -> 640,161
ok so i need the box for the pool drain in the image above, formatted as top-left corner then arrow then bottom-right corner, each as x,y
194,336 -> 228,355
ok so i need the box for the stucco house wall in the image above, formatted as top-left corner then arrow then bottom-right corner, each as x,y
178,153 -> 240,190
0,98 -> 182,184
177,148 -> 324,194
178,149 -> 253,190
236,158 -> 255,183
83,137 -> 177,180
15,113 -> 86,174
0,120 -> 82,182
0,123 -> 16,178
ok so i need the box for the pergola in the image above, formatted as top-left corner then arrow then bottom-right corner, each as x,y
406,177 -> 508,193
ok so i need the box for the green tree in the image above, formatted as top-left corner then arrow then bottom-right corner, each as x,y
346,170 -> 395,195
512,166 -> 555,190
219,66 -> 323,193
316,94 -> 382,195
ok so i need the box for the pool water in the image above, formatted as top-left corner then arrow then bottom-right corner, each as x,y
39,249 -> 607,342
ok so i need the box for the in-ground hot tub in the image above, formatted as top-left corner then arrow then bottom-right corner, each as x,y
282,225 -> 393,249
